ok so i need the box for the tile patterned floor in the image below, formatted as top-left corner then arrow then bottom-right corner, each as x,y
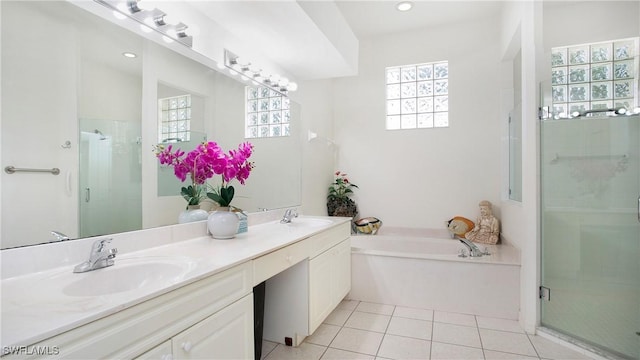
262,300 -> 597,360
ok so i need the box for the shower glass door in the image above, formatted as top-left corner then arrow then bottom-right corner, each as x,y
540,114 -> 640,358
79,118 -> 142,238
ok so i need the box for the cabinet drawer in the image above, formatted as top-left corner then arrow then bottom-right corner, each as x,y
309,222 -> 350,259
253,239 -> 309,285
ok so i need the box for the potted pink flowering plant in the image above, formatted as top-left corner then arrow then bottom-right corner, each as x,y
206,142 -> 254,209
155,141 -> 254,231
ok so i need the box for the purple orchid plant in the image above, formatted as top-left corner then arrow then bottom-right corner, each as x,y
155,141 -> 254,209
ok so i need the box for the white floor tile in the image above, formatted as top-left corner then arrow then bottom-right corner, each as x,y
261,340 -> 278,360
477,316 -> 524,333
264,343 -> 326,360
529,335 -> 593,359
338,299 -> 360,311
307,324 -> 342,346
356,301 -> 395,315
306,302 -> 595,360
431,342 -> 485,360
377,334 -> 431,359
484,349 -> 540,359
434,311 -> 477,327
480,329 -> 539,357
330,327 -> 385,356
393,306 -> 434,321
386,317 -> 432,340
345,311 -> 391,333
432,322 -> 482,348
321,347 -> 375,360
324,308 -> 354,326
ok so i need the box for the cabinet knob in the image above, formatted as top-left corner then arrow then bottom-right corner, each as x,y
182,341 -> 192,352
285,255 -> 292,263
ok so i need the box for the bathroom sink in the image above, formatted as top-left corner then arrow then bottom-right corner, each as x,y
286,218 -> 333,228
63,258 -> 192,297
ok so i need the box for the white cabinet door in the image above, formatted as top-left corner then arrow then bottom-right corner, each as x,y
309,238 -> 351,333
135,340 -> 173,360
309,247 -> 334,332
173,294 -> 254,360
334,238 -> 351,302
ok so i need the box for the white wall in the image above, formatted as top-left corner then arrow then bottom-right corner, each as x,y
290,79 -> 337,216
332,15 -> 503,229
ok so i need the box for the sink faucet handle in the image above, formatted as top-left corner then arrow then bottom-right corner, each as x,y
92,238 -> 113,253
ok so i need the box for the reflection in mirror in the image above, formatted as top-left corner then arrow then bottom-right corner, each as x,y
158,133 -> 207,197
79,120 -> 142,238
1,1 -> 301,249
508,50 -> 523,202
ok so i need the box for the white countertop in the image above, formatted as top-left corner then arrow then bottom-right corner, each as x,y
1,216 -> 350,349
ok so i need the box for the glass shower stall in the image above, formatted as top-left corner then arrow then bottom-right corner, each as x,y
540,113 -> 639,358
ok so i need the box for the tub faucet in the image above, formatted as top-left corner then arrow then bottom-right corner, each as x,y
458,238 -> 484,257
51,231 -> 70,242
73,238 -> 117,273
280,208 -> 298,223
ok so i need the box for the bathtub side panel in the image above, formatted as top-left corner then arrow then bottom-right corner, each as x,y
348,253 -> 520,319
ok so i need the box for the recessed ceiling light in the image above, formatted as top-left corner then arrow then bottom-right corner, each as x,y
122,52 -> 137,58
396,1 -> 413,11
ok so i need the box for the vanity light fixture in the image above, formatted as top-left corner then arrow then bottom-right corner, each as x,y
97,0 -> 193,47
224,49 -> 297,96
396,1 -> 413,11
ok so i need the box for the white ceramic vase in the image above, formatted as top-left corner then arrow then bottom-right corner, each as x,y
207,207 -> 239,239
178,205 -> 209,224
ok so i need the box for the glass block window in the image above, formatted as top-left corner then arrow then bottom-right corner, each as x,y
386,61 -> 449,130
551,37 -> 638,118
158,94 -> 191,143
246,86 -> 290,138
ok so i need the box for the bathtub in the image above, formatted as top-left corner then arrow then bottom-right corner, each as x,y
348,228 -> 521,319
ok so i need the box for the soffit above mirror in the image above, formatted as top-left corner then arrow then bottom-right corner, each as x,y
184,0 -> 359,80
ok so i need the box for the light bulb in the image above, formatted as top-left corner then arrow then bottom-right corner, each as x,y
162,14 -> 178,26
288,82 -> 298,91
136,0 -> 155,11
396,1 -> 413,11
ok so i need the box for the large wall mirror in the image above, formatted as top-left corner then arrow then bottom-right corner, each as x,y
0,1 -> 301,249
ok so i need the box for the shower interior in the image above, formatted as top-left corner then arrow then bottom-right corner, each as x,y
79,118 -> 142,238
539,110 -> 640,359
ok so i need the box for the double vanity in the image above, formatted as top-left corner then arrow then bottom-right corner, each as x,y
1,214 -> 351,359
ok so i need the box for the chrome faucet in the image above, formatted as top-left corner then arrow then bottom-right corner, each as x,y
280,208 -> 298,223
73,238 -> 117,273
51,231 -> 70,242
458,238 -> 485,257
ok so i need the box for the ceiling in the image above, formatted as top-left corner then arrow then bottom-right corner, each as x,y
184,1 -> 505,80
334,1 -> 504,39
